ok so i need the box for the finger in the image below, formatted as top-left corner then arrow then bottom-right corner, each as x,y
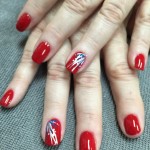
31,0 -> 101,64
128,0 -> 150,71
16,0 -> 58,32
104,25 -> 144,138
41,40 -> 71,146
66,0 -> 137,74
0,22 -> 46,108
74,55 -> 102,150
0,0 -> 63,108
126,0 -> 143,37
71,25 -> 102,149
74,54 -> 102,150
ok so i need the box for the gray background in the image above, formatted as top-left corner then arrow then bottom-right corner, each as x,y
0,0 -> 150,150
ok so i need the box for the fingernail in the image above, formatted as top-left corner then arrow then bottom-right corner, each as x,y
0,89 -> 14,107
16,13 -> 31,32
66,52 -> 86,74
32,41 -> 51,64
124,114 -> 141,136
135,54 -> 145,71
45,118 -> 61,146
80,131 -> 96,150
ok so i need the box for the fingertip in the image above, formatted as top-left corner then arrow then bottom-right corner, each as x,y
128,51 -> 146,71
41,118 -> 63,147
0,89 -> 14,108
16,12 -> 32,32
123,114 -> 143,138
32,41 -> 51,64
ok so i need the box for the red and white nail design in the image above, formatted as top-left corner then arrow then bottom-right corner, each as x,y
16,13 -> 31,32
45,118 -> 61,146
32,41 -> 51,64
66,52 -> 86,74
135,54 -> 145,71
0,89 -> 14,107
124,114 -> 141,136
80,131 -> 96,150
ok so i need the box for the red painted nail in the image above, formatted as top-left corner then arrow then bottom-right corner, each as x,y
124,114 -> 141,136
80,131 -> 96,150
66,52 -> 86,74
135,54 -> 145,71
32,42 -> 51,64
45,118 -> 61,146
0,89 -> 14,107
16,13 -> 31,32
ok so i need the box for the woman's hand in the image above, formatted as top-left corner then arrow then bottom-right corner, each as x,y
16,0 -> 150,74
1,2 -> 144,149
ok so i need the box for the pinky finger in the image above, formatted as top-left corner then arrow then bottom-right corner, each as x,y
128,0 -> 150,71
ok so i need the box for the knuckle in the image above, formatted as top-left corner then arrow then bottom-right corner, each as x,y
75,70 -> 100,88
47,99 -> 65,109
21,49 -> 33,64
137,11 -> 150,26
100,2 -> 125,24
132,37 -> 150,48
28,1 -> 44,16
45,24 -> 64,44
47,63 -> 70,81
33,26 -> 43,35
77,109 -> 100,122
13,69 -> 30,84
107,62 -> 137,81
64,0 -> 96,15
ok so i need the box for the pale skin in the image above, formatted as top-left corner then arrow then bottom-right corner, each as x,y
0,2 -> 145,150
17,0 -> 150,73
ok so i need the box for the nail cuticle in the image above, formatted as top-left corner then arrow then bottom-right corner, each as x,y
45,118 -> 61,146
66,52 -> 86,74
32,41 -> 51,64
16,13 -> 31,32
0,89 -> 14,107
135,54 -> 145,71
124,114 -> 141,136
80,131 -> 96,150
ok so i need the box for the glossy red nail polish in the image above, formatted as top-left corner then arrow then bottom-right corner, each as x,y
0,89 -> 14,107
32,42 -> 51,64
80,131 -> 96,150
66,52 -> 86,74
135,54 -> 145,71
45,118 -> 61,146
16,13 -> 31,32
124,114 -> 141,136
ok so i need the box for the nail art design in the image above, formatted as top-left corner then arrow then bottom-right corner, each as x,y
66,52 -> 86,74
32,41 -> 51,64
124,114 -> 141,136
80,131 -> 96,150
0,89 -> 14,107
16,13 -> 31,32
135,54 -> 145,71
45,119 -> 61,146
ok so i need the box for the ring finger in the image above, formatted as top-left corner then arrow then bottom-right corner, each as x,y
104,25 -> 144,138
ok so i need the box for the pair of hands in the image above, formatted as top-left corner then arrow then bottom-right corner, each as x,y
0,0 -> 149,149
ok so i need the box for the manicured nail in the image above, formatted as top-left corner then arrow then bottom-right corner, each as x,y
32,41 -> 51,64
66,52 -> 86,74
135,54 -> 145,71
124,114 -> 141,136
0,89 -> 14,107
45,118 -> 61,146
16,13 -> 31,32
80,131 -> 96,150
